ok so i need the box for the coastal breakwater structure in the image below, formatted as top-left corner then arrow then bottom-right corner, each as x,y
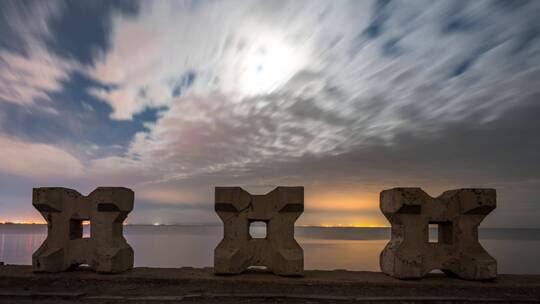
214,186 -> 304,276
32,187 -> 134,273
380,188 -> 497,280
28,186 -> 495,281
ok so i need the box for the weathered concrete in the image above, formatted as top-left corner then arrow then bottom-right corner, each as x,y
380,188 -> 497,280
214,186 -> 304,276
32,187 -> 134,273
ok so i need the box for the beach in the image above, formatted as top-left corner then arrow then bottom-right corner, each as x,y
1,265 -> 540,303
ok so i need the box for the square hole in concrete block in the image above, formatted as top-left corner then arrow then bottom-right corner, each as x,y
70,219 -> 91,239
82,220 -> 91,238
428,222 -> 452,244
249,221 -> 267,239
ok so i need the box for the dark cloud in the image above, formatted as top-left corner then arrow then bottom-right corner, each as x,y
44,0 -> 139,65
0,72 -> 158,159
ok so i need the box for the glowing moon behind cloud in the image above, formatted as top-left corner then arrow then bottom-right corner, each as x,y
238,31 -> 309,96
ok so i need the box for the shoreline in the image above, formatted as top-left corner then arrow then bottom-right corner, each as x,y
1,265 -> 540,303
2,223 -> 540,229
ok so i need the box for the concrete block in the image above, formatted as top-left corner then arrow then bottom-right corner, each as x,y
214,186 -> 304,276
380,188 -> 497,280
32,187 -> 134,273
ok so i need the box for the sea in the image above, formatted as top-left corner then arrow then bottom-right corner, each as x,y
1,224 -> 539,274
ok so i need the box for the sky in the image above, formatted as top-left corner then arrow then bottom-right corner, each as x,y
0,0 -> 539,227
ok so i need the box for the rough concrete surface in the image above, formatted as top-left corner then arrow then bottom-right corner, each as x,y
214,186 -> 304,275
1,265 -> 540,303
32,187 -> 134,273
380,188 -> 497,280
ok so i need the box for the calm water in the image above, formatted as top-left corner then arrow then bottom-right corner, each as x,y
1,225 -> 539,274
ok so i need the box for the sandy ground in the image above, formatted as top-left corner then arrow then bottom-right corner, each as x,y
1,265 -> 540,303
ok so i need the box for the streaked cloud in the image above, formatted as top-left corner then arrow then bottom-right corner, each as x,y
0,46 -> 78,105
0,1 -> 78,106
0,135 -> 83,178
1,0 -> 540,227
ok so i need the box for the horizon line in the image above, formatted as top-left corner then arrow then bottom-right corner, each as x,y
1,222 -> 539,229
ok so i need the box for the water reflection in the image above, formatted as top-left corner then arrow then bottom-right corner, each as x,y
1,225 -> 539,274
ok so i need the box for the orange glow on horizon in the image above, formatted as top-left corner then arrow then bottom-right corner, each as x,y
306,190 -> 379,211
316,223 -> 388,228
0,219 -> 134,225
1,189 -> 388,227
0,219 -> 389,227
0,220 -> 46,224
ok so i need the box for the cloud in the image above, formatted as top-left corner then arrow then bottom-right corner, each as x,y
0,0 -> 63,49
0,0 -> 78,106
0,46 -> 78,105
81,0 -> 540,226
0,135 -> 83,178
90,0 -> 372,119
2,0 -> 540,227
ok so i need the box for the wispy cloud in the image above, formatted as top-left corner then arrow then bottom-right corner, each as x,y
87,0 -> 540,226
0,46 -> 78,105
0,1 -> 79,106
0,135 -> 83,178
1,0 -> 540,226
